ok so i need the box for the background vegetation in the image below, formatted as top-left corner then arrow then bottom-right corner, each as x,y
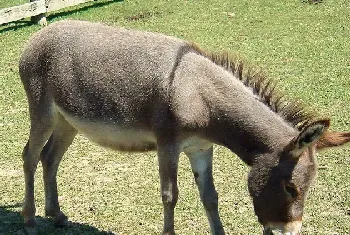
0,0 -> 349,234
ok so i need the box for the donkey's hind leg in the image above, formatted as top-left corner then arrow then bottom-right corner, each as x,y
22,107 -> 56,230
185,146 -> 225,235
40,114 -> 77,227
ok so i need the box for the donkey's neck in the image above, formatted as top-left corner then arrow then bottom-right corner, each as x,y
185,54 -> 298,165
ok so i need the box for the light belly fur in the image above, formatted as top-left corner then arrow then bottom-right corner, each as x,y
57,107 -> 157,152
56,106 -> 212,153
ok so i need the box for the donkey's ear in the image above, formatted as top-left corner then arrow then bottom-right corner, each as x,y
316,131 -> 350,150
287,119 -> 330,158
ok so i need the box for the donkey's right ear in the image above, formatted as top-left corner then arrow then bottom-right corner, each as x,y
316,131 -> 350,150
286,119 -> 330,158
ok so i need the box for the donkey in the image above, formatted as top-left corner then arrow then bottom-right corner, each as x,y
19,20 -> 350,235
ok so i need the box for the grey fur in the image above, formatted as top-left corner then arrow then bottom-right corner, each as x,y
19,20 -> 348,235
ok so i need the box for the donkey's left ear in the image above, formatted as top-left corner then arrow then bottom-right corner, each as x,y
287,119 -> 330,158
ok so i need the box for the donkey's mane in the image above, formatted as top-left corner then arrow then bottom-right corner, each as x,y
190,43 -> 317,131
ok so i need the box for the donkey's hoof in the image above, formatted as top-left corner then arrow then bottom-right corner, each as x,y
162,232 -> 176,235
53,212 -> 69,227
22,227 -> 38,235
22,218 -> 37,235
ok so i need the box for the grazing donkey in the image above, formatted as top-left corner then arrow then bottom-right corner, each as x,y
19,20 -> 350,235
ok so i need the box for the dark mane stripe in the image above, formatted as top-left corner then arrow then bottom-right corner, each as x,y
189,43 -> 318,130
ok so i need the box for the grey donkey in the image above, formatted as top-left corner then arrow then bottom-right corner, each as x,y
19,20 -> 350,235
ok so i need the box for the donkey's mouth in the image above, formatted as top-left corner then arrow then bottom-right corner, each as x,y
263,221 -> 302,235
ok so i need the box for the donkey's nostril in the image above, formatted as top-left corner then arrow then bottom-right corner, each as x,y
263,227 -> 274,235
263,221 -> 302,235
264,227 -> 292,235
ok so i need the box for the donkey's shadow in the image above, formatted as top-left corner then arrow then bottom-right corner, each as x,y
0,204 -> 114,235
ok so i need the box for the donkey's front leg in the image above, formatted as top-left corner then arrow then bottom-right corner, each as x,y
157,142 -> 180,235
185,146 -> 225,235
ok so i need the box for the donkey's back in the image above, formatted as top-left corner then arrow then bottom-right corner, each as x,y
20,20 -> 189,119
19,20 -> 198,152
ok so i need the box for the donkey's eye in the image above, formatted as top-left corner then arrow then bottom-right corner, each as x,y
284,183 -> 299,199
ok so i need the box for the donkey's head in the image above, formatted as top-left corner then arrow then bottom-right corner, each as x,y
248,119 -> 333,235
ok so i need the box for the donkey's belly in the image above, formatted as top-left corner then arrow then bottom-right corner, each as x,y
58,109 -> 157,152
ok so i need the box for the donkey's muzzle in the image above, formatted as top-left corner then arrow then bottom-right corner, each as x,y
263,221 -> 302,235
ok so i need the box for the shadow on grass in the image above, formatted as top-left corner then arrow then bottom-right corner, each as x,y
301,0 -> 323,4
0,20 -> 32,34
0,203 -> 114,234
0,0 -> 123,34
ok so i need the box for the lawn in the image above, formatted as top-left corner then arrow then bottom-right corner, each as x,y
0,0 -> 349,234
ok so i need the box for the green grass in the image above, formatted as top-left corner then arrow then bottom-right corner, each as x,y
1,0 -> 350,234
0,0 -> 28,9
